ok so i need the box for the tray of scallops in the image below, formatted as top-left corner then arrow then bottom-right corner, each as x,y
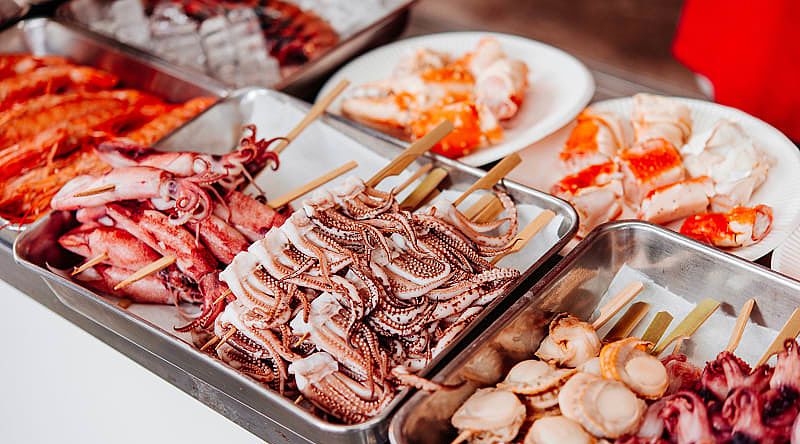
390,220 -> 800,444
510,93 -> 800,260
14,87 -> 577,444
0,18 -> 224,243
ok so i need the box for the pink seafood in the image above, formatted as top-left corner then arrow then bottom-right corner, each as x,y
51,166 -> 218,225
551,161 -> 623,237
618,138 -> 685,206
58,224 -> 161,270
560,109 -> 626,173
638,176 -> 714,225
680,204 -> 773,248
632,93 -> 692,148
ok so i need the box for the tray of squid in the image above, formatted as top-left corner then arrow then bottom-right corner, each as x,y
390,220 -> 800,444
14,87 -> 578,444
0,17 -> 227,246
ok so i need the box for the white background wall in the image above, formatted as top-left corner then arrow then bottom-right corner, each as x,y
0,280 -> 262,444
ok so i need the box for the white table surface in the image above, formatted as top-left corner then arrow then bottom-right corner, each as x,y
0,280 -> 263,444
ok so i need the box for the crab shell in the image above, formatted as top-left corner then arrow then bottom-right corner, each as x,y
524,415 -> 596,444
558,372 -> 645,439
599,338 -> 668,400
535,313 -> 602,368
451,388 -> 526,442
497,360 -> 576,395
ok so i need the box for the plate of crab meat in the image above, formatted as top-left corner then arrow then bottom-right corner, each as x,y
509,93 -> 800,260
317,32 -> 594,165
447,275 -> 800,444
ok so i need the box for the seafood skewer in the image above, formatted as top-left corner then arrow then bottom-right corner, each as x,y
267,160 -> 358,209
726,298 -> 755,353
452,152 -> 521,206
756,307 -> 800,366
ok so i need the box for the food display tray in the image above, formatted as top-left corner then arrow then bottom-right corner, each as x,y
0,17 -> 228,244
56,0 -> 416,98
14,87 -> 577,444
389,220 -> 800,444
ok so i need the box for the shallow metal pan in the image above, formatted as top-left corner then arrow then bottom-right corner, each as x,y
0,17 -> 228,243
15,87 -> 578,444
56,0 -> 416,97
389,220 -> 800,444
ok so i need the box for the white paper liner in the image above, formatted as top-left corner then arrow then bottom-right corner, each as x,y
594,264 -> 778,366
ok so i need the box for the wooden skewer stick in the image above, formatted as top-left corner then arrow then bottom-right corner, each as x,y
366,120 -> 453,188
215,326 -> 238,351
113,255 -> 176,291
294,395 -> 304,405
71,252 -> 109,275
72,183 -> 115,198
272,79 -> 350,154
490,210 -> 555,265
592,281 -> 645,330
395,163 -> 433,194
473,197 -> 505,223
756,307 -> 800,367
399,168 -> 448,211
200,335 -> 220,352
726,298 -> 755,353
452,153 -> 522,207
451,430 -> 473,444
604,301 -> 650,341
268,160 -> 358,209
641,311 -> 673,347
653,298 -> 721,355
211,289 -> 233,306
292,332 -> 310,348
463,194 -> 497,220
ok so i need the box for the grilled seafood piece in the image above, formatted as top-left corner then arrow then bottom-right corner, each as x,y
617,138 -> 685,207
535,314 -> 601,368
410,100 -> 502,158
637,176 -> 714,225
679,204 -> 773,248
599,338 -> 668,400
119,96 -> 216,146
551,162 -> 623,238
59,224 -> 161,270
523,415 -> 596,444
0,64 -> 118,108
700,350 -> 772,402
659,392 -> 715,444
560,109 -> 626,173
497,360 -> 575,396
632,93 -> 692,148
451,388 -> 526,444
0,54 -> 68,79
682,120 -> 772,212
558,372 -> 645,439
77,264 -> 200,305
51,166 -> 217,225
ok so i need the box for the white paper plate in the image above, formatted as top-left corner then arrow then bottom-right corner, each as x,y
509,96 -> 800,261
771,227 -> 800,279
317,32 -> 594,166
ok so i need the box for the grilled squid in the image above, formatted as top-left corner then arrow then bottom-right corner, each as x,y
599,338 -> 668,400
535,313 -> 602,368
451,388 -> 526,443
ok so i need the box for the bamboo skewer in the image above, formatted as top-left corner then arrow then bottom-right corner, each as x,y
215,326 -> 238,351
72,252 -> 109,275
451,430 -> 473,444
293,332 -> 310,348
641,311 -> 673,347
200,335 -> 220,351
272,80 -> 350,154
395,163 -> 433,194
72,183 -> 115,198
653,298 -> 720,355
399,168 -> 448,210
592,281 -> 645,330
490,210 -> 555,265
604,301 -> 650,341
756,307 -> 800,367
212,289 -> 233,306
726,298 -> 755,353
367,120 -> 453,188
463,194 -> 497,220
473,197 -> 505,223
113,255 -> 176,291
268,160 -> 359,209
452,153 -> 521,207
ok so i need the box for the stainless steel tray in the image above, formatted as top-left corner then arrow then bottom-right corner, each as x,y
0,17 -> 228,244
57,0 -> 415,97
389,221 -> 800,444
15,87 -> 578,444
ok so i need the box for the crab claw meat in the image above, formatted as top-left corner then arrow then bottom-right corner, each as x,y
552,162 -> 623,238
637,176 -> 714,224
560,109 -> 626,173
618,138 -> 685,207
680,204 -> 773,248
632,93 -> 692,148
